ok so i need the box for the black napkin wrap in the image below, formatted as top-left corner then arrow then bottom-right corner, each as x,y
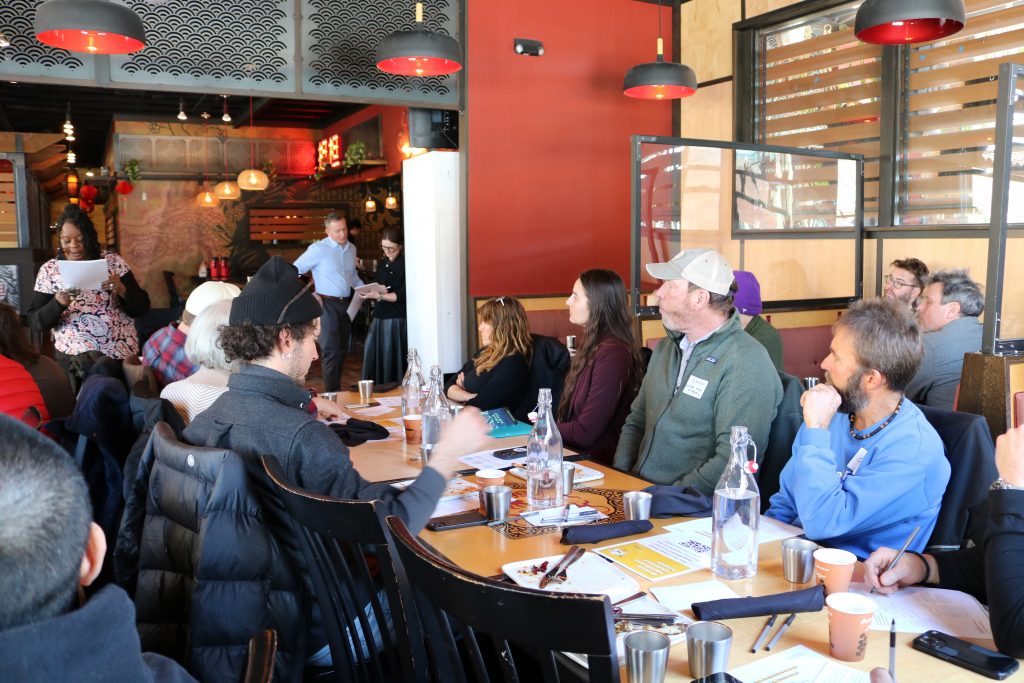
691,584 -> 825,621
560,520 -> 653,544
643,485 -> 714,518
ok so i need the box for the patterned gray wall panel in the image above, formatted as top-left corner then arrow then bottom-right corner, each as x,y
0,0 -> 95,80
109,0 -> 294,91
118,134 -> 315,176
301,0 -> 457,106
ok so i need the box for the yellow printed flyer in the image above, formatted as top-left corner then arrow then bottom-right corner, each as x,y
595,529 -> 711,581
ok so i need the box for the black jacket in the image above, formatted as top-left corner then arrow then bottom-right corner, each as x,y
0,585 -> 197,683
515,334 -> 570,422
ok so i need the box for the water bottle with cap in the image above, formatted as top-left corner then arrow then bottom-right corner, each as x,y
711,425 -> 760,580
526,388 -> 563,509
420,365 -> 451,463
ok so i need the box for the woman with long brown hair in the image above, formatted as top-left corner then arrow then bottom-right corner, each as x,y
446,296 -> 532,411
557,269 -> 643,464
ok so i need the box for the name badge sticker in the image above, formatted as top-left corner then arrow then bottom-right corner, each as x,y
841,447 -> 869,482
705,355 -> 718,364
682,375 -> 709,399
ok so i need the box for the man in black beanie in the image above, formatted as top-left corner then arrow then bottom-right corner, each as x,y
183,256 -> 490,667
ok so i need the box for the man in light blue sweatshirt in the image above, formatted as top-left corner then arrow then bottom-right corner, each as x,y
766,298 -> 950,558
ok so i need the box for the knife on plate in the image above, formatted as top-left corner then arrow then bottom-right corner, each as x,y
538,545 -> 582,589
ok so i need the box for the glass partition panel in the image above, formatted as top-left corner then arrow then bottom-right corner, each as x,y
632,136 -> 863,316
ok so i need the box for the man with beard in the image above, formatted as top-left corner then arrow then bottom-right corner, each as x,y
883,257 -> 929,310
765,298 -> 949,558
613,248 -> 781,494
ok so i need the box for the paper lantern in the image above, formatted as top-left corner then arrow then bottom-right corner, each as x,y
115,180 -> 134,195
79,184 -> 98,201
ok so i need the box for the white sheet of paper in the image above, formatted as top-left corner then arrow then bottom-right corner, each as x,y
57,259 -> 108,290
521,505 -> 607,527
377,396 -> 403,407
650,580 -> 741,614
347,405 -> 394,417
346,295 -> 363,321
460,450 -> 518,471
354,283 -> 389,297
727,645 -> 869,683
849,582 -> 993,639
664,515 -> 804,545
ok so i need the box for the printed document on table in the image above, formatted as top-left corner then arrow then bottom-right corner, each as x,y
460,450 -> 518,471
850,582 -> 993,639
727,645 -> 869,683
650,580 -> 740,614
595,529 -> 713,581
57,259 -> 108,290
664,515 -> 804,544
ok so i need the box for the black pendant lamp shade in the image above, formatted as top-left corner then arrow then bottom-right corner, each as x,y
35,0 -> 146,54
376,2 -> 462,77
624,53 -> 697,100
855,0 -> 965,45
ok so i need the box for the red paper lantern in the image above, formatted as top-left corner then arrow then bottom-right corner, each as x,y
79,184 -> 98,201
115,180 -> 134,195
80,198 -> 95,213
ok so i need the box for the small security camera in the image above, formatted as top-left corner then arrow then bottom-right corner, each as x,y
513,38 -> 544,57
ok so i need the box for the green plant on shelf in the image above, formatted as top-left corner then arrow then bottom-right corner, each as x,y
343,141 -> 367,171
123,159 -> 142,183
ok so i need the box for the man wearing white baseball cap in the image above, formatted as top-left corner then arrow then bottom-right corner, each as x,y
142,281 -> 241,387
613,248 -> 782,494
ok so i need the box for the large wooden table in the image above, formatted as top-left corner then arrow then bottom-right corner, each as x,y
339,391 -> 1004,681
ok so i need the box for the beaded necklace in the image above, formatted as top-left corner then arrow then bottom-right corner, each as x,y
849,396 -> 905,441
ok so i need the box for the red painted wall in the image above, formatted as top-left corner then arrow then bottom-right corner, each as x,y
467,1 -> 673,296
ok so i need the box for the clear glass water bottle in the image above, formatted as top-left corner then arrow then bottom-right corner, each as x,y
711,425 -> 760,580
421,365 -> 451,463
401,349 -> 426,458
526,388 -> 563,510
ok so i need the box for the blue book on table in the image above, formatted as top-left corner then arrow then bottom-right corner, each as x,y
481,408 -> 533,438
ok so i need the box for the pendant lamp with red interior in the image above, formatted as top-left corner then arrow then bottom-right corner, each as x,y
623,2 -> 697,100
237,97 -> 270,191
376,2 -> 462,77
855,0 -> 965,45
35,0 -> 146,54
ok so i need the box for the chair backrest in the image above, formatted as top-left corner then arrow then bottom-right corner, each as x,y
385,515 -> 619,683
758,371 -> 804,512
1015,391 -> 1024,428
261,455 -> 426,683
917,404 -> 998,551
778,325 -> 833,381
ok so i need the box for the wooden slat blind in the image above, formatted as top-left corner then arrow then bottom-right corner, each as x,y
901,0 -> 1024,225
756,1 -> 881,223
249,207 -> 330,243
0,162 -> 16,248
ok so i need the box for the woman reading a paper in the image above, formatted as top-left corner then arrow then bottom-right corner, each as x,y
359,226 -> 407,385
28,204 -> 149,381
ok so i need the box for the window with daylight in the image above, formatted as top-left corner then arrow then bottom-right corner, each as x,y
739,0 -> 1024,229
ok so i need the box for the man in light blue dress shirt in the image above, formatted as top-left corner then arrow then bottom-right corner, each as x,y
293,212 -> 363,391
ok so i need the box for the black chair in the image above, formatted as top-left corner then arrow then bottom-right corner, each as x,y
261,455 -> 426,683
918,404 -> 997,551
385,515 -> 620,683
244,630 -> 279,683
757,371 -> 804,512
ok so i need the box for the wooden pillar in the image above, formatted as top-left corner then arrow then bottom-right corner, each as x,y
958,352 -> 1011,438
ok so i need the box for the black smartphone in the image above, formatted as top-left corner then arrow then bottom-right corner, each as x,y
691,674 -> 744,683
493,446 -> 528,460
912,630 -> 1020,680
426,510 -> 488,531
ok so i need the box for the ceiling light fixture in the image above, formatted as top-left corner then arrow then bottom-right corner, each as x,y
376,1 -> 462,77
365,194 -> 377,213
855,0 -> 965,44
66,168 -> 80,199
623,1 -> 697,100
67,150 -> 76,165
62,102 -> 75,141
221,95 -> 232,123
196,112 -> 220,208
214,119 -> 241,200
34,0 -> 146,54
237,97 -> 269,191
177,99 -> 187,121
385,190 -> 398,210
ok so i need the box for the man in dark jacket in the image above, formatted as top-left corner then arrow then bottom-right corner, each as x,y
0,413 -> 196,683
183,256 -> 491,667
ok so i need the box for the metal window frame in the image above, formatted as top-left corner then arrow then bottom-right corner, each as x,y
630,135 -> 863,319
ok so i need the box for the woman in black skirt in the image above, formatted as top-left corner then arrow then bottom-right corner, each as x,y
360,226 -> 407,385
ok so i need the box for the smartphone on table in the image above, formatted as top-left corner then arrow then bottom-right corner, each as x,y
912,630 -> 1019,680
493,446 -> 527,460
426,510 -> 488,531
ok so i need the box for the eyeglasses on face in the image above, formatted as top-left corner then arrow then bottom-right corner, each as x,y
884,274 -> 917,290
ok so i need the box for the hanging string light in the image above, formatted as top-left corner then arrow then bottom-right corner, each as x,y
196,112 -> 220,208
63,102 -> 75,141
237,96 -> 269,191
221,95 -> 232,123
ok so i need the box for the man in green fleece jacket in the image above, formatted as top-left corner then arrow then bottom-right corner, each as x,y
614,248 -> 782,495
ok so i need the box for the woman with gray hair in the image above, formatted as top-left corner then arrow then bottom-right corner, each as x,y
159,298 -> 237,424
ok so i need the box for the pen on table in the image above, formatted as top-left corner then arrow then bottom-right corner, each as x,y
889,619 -> 897,681
871,525 -> 921,594
561,504 -> 571,524
765,613 -> 796,651
751,614 -> 777,652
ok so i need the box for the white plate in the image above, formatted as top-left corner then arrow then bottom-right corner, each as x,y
502,551 -> 639,603
563,595 -> 689,669
507,461 -> 605,484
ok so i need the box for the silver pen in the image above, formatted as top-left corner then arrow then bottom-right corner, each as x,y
751,614 -> 777,653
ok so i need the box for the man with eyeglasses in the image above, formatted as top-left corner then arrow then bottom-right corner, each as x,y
883,257 -> 929,310
293,212 -> 363,392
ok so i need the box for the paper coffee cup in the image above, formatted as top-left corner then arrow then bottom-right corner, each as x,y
403,414 -> 423,445
826,592 -> 877,661
814,548 -> 857,595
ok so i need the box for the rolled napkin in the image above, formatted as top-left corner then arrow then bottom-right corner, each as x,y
328,419 -> 390,447
691,584 -> 824,621
561,520 -> 653,545
643,485 -> 713,518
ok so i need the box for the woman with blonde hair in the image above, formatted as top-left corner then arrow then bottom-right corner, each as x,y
446,296 -> 532,411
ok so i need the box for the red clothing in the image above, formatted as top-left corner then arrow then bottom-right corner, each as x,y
557,338 -> 637,464
0,354 -> 50,425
